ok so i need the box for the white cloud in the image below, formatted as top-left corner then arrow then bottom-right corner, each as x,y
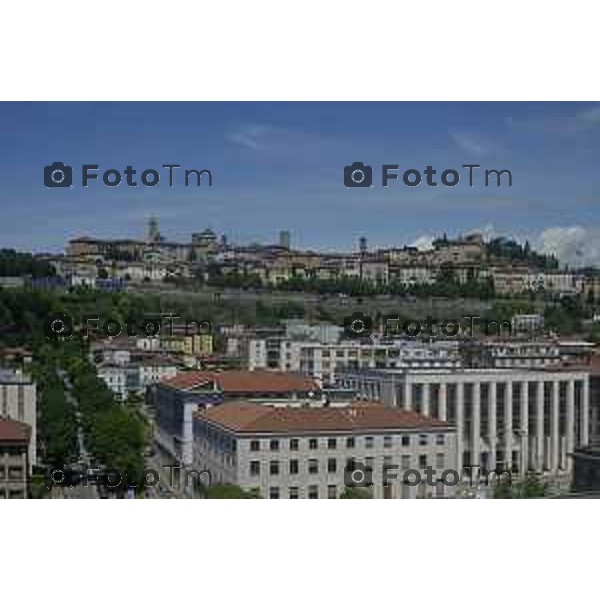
225,124 -> 275,151
535,226 -> 600,268
449,131 -> 494,156
466,224 -> 499,242
411,234 -> 435,250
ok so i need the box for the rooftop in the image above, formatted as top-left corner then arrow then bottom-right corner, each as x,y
0,419 -> 30,443
163,370 -> 319,394
197,400 -> 450,434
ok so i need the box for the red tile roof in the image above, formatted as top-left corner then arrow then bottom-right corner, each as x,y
163,370 -> 319,394
197,401 -> 450,434
0,419 -> 30,443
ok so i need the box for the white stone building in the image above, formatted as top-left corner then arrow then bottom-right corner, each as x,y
192,401 -> 458,499
248,338 -> 462,384
337,367 -> 589,486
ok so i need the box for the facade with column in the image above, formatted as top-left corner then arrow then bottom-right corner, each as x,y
336,367 -> 589,485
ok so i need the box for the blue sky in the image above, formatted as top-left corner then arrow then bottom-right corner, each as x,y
2,101 -> 600,264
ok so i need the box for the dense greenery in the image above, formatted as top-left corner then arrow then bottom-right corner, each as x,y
485,237 -> 558,270
255,300 -> 305,325
201,484 -> 261,499
0,248 -> 55,278
543,295 -> 588,335
493,473 -> 548,499
340,487 -> 373,499
63,346 -> 148,492
30,346 -> 78,467
204,271 -> 496,300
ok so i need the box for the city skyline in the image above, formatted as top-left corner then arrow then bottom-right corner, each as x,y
2,102 -> 600,266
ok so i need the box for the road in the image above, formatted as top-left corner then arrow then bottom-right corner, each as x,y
55,368 -> 99,499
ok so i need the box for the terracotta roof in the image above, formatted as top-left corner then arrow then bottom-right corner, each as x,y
0,419 -> 30,443
163,370 -> 319,394
197,401 -> 450,434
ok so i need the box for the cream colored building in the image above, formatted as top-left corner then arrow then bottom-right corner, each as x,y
193,401 -> 458,499
0,419 -> 30,499
0,370 -> 37,468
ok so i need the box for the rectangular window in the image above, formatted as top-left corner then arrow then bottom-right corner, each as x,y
308,459 -> 319,474
327,485 -> 337,499
309,438 -> 318,450
250,440 -> 260,451
289,487 -> 299,499
383,436 -> 393,448
401,435 -> 410,447
8,466 -> 23,480
250,461 -> 260,476
346,437 -> 355,448
270,439 -> 279,451
401,455 -> 411,470
290,438 -> 299,451
365,436 -> 374,449
436,453 -> 445,469
289,459 -> 299,475
308,485 -> 319,499
269,487 -> 280,499
419,454 -> 427,469
270,461 -> 279,475
435,434 -> 445,446
327,458 -> 337,473
328,438 -> 337,450
419,434 -> 428,446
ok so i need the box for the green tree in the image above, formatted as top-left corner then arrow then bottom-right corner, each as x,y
340,487 -> 373,499
493,473 -> 547,499
202,484 -> 261,499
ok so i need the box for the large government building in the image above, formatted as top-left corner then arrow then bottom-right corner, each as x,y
336,367 -> 589,486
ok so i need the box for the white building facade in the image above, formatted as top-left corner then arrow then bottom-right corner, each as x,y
192,401 -> 458,499
248,338 -> 462,384
337,367 -> 589,487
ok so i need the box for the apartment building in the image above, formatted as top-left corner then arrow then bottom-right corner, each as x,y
431,234 -> 485,264
526,272 -> 583,295
97,356 -> 178,400
0,419 -> 30,499
490,267 -> 531,296
153,370 -> 320,465
248,338 -> 462,384
192,400 -> 457,499
337,367 -> 589,486
465,340 -> 561,369
511,313 -> 544,334
0,369 -> 37,467
283,320 -> 342,344
392,265 -> 436,286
